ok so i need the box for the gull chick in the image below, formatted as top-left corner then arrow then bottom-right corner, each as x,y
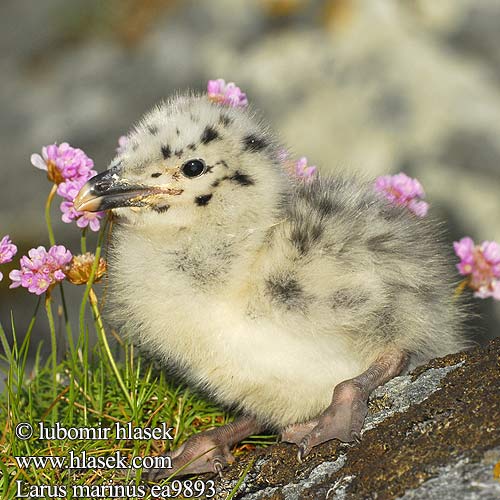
75,93 -> 466,479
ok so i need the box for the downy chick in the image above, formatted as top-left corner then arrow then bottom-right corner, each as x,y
75,93 -> 466,479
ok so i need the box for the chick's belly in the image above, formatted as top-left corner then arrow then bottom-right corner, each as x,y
210,323 -> 365,426
139,298 -> 366,426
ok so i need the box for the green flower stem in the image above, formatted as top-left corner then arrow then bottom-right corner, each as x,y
19,296 -> 41,378
45,183 -> 73,351
77,216 -> 135,411
25,296 -> 41,341
89,288 -> 134,410
78,217 -> 108,340
45,293 -> 58,422
81,227 -> 87,254
59,283 -> 73,353
45,184 -> 57,247
78,218 -> 108,419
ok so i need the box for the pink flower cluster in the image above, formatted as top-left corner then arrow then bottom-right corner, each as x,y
57,181 -> 103,232
207,79 -> 248,108
9,245 -> 72,295
31,143 -> 104,232
294,157 -> 317,181
374,173 -> 429,217
116,135 -> 129,154
454,237 -> 500,300
0,235 -> 17,281
31,143 -> 95,185
278,150 -> 318,181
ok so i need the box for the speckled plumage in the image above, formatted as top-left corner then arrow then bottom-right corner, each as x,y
76,93 -> 467,476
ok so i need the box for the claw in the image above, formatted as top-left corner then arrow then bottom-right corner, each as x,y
297,440 -> 310,462
213,458 -> 224,476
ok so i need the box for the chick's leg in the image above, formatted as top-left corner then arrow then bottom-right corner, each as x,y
282,348 -> 408,459
143,416 -> 262,480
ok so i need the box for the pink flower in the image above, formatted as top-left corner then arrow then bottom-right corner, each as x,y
116,135 -> 129,154
207,79 -> 248,107
374,173 -> 429,217
453,237 -> 500,300
294,157 -> 317,181
0,235 -> 17,281
9,245 -> 72,295
31,142 -> 95,186
57,179 -> 82,201
58,179 -> 104,232
75,211 -> 102,232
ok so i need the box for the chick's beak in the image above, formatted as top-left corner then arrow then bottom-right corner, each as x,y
74,168 -> 183,212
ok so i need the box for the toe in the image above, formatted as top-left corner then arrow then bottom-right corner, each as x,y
281,419 -> 319,445
296,398 -> 368,458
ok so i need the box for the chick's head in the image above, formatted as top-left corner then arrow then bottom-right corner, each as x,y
75,94 -> 287,229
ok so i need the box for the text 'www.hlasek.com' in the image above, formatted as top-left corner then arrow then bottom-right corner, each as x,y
13,421 -> 217,498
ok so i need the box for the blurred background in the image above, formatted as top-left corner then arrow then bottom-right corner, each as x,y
1,0 -> 499,370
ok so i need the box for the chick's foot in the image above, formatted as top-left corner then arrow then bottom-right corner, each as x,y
284,348 -> 409,460
143,416 -> 262,480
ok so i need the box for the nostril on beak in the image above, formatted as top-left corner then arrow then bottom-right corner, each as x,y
94,179 -> 113,193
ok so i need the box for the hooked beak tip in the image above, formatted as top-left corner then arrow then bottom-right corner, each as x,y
74,182 -> 102,212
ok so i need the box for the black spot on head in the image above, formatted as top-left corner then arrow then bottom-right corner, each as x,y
148,125 -> 159,135
176,127 -> 180,136
151,172 -> 162,178
153,204 -> 170,214
132,143 -> 139,151
201,126 -> 220,145
161,145 -> 171,159
265,271 -> 309,311
231,171 -> 255,186
242,134 -> 268,153
174,149 -> 183,158
215,160 -> 229,169
219,114 -> 233,127
187,143 -> 196,151
211,177 -> 226,188
195,194 -> 213,206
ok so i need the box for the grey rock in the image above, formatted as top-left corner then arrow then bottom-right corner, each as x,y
399,451 -> 500,500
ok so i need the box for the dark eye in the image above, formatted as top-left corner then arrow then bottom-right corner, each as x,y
181,159 -> 206,178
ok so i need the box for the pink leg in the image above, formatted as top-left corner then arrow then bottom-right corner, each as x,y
143,416 -> 262,480
283,348 -> 409,459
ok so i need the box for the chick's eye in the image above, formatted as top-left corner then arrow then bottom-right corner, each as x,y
181,159 -> 206,178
